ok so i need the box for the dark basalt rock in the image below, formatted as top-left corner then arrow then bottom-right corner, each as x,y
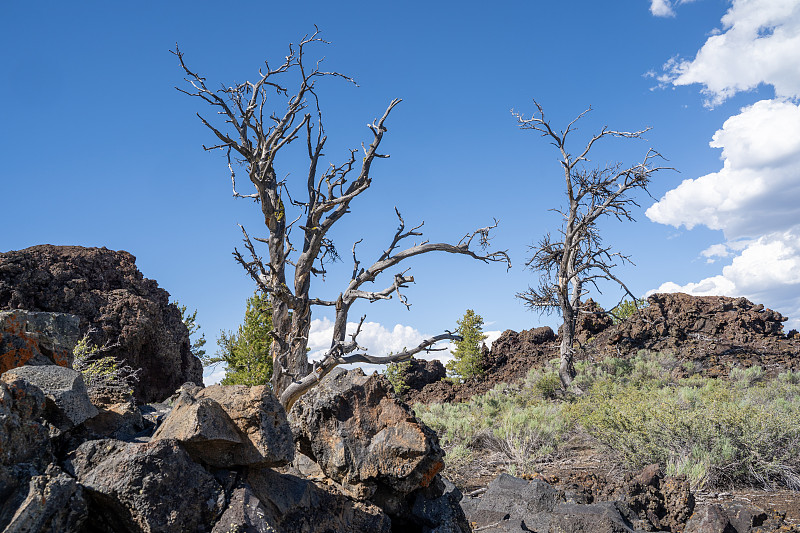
247,468 -> 392,533
65,438 -> 226,533
291,369 -> 445,506
404,358 -> 447,391
610,293 -> 788,347
0,245 -> 203,402
290,367 -> 472,530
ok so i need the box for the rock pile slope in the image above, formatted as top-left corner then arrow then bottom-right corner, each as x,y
408,293 -> 800,404
0,311 -> 469,532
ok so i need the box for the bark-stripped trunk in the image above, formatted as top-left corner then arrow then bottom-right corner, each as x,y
558,292 -> 576,387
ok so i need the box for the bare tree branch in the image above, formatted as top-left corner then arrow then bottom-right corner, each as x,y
179,31 -> 509,405
280,332 -> 460,410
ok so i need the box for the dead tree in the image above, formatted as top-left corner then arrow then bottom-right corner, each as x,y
512,100 -> 668,388
176,30 -> 509,410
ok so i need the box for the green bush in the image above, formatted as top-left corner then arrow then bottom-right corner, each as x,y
729,365 -> 764,388
779,370 -> 800,384
525,366 -> 562,399
570,365 -> 800,489
415,383 -> 573,477
610,298 -> 647,323
73,335 -> 140,398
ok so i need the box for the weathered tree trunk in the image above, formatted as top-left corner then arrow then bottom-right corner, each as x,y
559,321 -> 575,387
177,34 -> 509,407
558,280 -> 577,388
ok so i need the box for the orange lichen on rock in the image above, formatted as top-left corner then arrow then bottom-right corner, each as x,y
0,313 -> 70,373
0,314 -> 39,373
419,459 -> 444,488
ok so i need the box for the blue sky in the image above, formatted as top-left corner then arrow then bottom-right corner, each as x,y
3,1 -> 799,383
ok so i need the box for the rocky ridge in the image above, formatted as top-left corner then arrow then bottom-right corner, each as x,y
0,245 -> 203,402
407,292 -> 800,404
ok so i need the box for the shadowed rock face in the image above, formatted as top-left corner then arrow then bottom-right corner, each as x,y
65,439 -> 226,533
0,245 -> 202,402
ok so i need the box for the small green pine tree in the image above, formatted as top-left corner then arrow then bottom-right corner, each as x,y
385,358 -> 411,398
446,309 -> 487,382
211,291 -> 274,387
175,302 -> 207,361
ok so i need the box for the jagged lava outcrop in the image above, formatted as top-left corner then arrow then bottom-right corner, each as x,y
0,245 -> 202,402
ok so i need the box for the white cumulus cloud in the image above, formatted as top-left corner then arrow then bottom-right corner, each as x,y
701,243 -> 732,263
649,0 -> 697,18
650,0 -> 800,327
659,0 -> 800,106
646,99 -> 800,240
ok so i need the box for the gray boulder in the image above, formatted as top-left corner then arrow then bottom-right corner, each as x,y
153,384 -> 294,467
211,483 -> 275,533
291,367 -> 444,513
151,391 -> 245,467
82,398 -> 147,441
684,502 -> 769,533
0,464 -> 87,533
65,438 -> 226,533
483,473 -> 564,516
0,377 -> 50,468
0,310 -> 80,372
410,477 -> 472,533
549,502 -> 636,533
0,376 -> 56,532
196,384 -> 293,466
247,467 -> 391,533
2,365 -> 98,430
461,473 -> 565,532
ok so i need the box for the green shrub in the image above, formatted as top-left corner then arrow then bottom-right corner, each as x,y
570,369 -> 800,489
610,298 -> 647,324
779,370 -> 800,384
73,335 -> 140,398
385,359 -> 411,398
729,365 -> 764,388
525,367 -> 562,399
415,383 -> 573,477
